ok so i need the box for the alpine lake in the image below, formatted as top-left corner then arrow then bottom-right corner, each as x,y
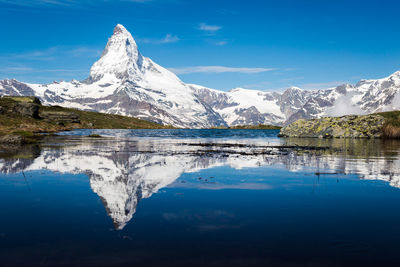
1,129 -> 400,266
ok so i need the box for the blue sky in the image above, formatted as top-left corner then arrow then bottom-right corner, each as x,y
0,0 -> 399,91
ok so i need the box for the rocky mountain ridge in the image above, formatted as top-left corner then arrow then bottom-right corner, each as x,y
1,24 -> 400,127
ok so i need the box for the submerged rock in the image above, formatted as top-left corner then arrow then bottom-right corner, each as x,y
279,114 -> 386,138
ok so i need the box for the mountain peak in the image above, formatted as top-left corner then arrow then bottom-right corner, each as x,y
89,24 -> 142,82
286,86 -> 303,91
113,24 -> 128,35
390,70 -> 400,78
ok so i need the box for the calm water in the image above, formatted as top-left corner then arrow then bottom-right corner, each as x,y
1,129 -> 400,266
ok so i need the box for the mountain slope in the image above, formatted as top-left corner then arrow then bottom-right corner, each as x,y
192,71 -> 400,125
0,25 -> 225,128
1,24 -> 400,127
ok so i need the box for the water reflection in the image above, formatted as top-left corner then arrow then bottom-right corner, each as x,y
1,136 -> 400,230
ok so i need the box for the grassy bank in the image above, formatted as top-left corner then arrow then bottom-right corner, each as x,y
0,96 -> 169,143
377,111 -> 400,138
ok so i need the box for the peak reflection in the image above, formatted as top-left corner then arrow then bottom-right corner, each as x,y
1,136 -> 400,229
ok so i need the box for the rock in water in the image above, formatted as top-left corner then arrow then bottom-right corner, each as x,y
279,114 -> 386,138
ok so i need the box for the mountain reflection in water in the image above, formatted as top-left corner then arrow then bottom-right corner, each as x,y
1,135 -> 400,230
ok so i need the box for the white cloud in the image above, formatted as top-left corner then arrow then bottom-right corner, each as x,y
215,41 -> 228,46
0,67 -> 34,72
169,66 -> 275,75
383,92 -> 400,111
160,34 -> 179,43
198,23 -> 222,33
0,66 -> 86,74
324,93 -> 365,117
67,47 -> 102,57
139,34 -> 179,44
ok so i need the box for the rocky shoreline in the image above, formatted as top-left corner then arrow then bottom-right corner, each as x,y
279,114 -> 387,138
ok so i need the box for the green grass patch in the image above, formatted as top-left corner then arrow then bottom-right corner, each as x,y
0,97 -> 171,141
378,110 -> 400,127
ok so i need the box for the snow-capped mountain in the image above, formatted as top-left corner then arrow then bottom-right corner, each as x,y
192,71 -> 400,125
1,24 -> 400,127
0,24 -> 225,128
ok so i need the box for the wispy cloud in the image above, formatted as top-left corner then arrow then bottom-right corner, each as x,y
67,47 -> 102,57
0,66 -> 87,74
0,67 -> 34,72
215,41 -> 228,46
0,46 -> 101,61
300,80 -> 347,90
169,66 -> 275,75
139,34 -> 180,44
198,23 -> 222,34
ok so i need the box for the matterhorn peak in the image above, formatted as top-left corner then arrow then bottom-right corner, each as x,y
89,24 -> 142,82
113,24 -> 128,35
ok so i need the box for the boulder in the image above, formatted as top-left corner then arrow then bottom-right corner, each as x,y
279,114 -> 386,138
12,102 -> 40,118
0,96 -> 41,118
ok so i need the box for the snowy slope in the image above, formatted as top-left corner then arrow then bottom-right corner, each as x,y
192,71 -> 400,125
0,24 -> 225,128
1,24 -> 400,126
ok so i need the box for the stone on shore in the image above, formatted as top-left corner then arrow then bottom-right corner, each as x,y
279,114 -> 386,138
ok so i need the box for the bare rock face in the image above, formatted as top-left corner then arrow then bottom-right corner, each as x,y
12,102 -> 40,119
279,115 -> 386,138
40,110 -> 80,124
0,96 -> 41,118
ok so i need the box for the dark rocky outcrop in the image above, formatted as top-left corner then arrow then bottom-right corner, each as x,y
40,110 -> 80,124
1,96 -> 41,118
12,102 -> 40,118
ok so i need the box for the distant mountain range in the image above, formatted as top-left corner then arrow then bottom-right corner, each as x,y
1,24 -> 400,127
